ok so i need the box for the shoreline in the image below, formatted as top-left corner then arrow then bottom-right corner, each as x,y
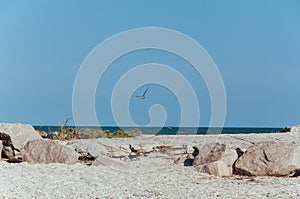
1,131 -> 300,198
32,125 -> 283,135
0,124 -> 300,199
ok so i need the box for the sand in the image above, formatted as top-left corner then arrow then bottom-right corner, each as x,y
1,132 -> 300,198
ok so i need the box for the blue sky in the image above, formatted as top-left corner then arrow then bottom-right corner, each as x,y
0,1 -> 299,127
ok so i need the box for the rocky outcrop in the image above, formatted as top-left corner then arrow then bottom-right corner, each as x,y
235,141 -> 300,177
280,125 -> 300,133
22,139 -> 79,164
0,123 -> 41,149
193,143 -> 238,177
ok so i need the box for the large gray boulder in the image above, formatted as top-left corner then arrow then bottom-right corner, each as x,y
193,143 -> 238,176
235,141 -> 300,177
22,139 -> 79,164
0,123 -> 41,149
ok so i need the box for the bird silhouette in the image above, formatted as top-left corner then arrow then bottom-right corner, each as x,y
135,87 -> 149,99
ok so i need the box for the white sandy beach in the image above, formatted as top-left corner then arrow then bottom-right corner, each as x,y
1,132 -> 300,199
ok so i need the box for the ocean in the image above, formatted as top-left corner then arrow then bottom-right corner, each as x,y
33,126 -> 282,135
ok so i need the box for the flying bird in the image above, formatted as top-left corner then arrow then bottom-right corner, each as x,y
135,87 -> 149,99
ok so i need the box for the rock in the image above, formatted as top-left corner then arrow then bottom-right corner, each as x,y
196,160 -> 231,177
0,141 -> 2,158
235,141 -> 300,177
1,144 -> 15,160
22,139 -> 79,164
222,149 -> 239,172
193,143 -> 226,166
192,143 -> 238,176
1,142 -> 22,163
0,132 -> 19,152
0,132 -> 22,162
280,125 -> 300,133
0,123 -> 41,149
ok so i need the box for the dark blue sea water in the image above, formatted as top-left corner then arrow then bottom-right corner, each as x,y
33,126 -> 282,135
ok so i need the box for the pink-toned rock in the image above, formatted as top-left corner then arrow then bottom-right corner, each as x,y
22,139 -> 79,164
196,160 -> 231,177
193,143 -> 226,166
192,143 -> 238,176
235,141 -> 300,177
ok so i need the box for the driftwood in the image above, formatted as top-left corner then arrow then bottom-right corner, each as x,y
228,135 -> 255,145
75,142 -> 192,165
129,144 -> 146,154
76,148 -> 97,166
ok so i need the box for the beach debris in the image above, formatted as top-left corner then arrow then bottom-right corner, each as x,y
129,144 -> 145,154
49,127 -> 80,140
228,135 -> 255,145
128,144 -> 188,160
22,139 -> 79,164
152,145 -> 171,151
235,141 -> 300,177
152,145 -> 187,155
48,118 -> 80,140
77,149 -> 97,166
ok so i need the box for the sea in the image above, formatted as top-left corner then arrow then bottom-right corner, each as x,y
33,126 -> 282,135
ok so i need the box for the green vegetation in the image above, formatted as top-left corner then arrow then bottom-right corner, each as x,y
49,118 -> 80,140
47,118 -> 143,140
78,128 -> 143,139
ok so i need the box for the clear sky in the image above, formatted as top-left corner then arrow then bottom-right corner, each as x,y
0,1 -> 299,127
